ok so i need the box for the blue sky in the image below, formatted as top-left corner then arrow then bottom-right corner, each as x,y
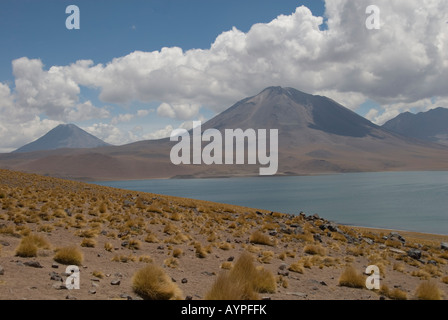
0,0 -> 446,151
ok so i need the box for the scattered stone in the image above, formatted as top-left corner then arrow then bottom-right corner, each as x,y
97,254 -> 101,258
89,288 -> 97,294
185,296 -> 193,300
201,271 -> 215,276
51,263 -> 59,269
53,283 -> 67,290
157,245 -> 164,250
181,278 -> 188,284
256,211 -> 264,216
111,279 -> 121,286
379,245 -> 387,250
16,261 -> 24,267
100,230 -> 108,236
312,287 -> 319,291
379,296 -> 386,300
278,263 -> 287,271
91,282 -> 99,288
0,241 -> 10,246
407,249 -> 422,260
66,295 -> 77,300
427,260 -> 437,266
172,278 -> 177,282
320,281 -> 327,286
287,292 -> 308,298
24,261 -> 43,268
389,248 -> 406,255
363,238 -> 374,245
312,213 -> 320,220
121,241 -> 129,247
313,234 -> 322,243
123,200 -> 134,207
278,270 -> 289,277
441,242 -> 448,251
50,272 -> 62,282
114,272 -> 123,278
269,231 -> 278,236
261,297 -> 271,300
227,256 -> 234,262
120,294 -> 132,300
290,224 -> 300,228
0,265 -> 4,275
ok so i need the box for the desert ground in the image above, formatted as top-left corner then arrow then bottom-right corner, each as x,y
0,169 -> 447,300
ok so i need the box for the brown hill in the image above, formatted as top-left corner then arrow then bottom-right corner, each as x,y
1,87 -> 448,180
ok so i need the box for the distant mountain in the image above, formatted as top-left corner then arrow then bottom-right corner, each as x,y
382,107 -> 448,145
2,87 -> 448,180
14,124 -> 110,153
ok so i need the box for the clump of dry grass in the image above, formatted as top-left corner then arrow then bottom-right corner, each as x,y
172,248 -> 183,258
249,230 -> 275,246
54,246 -> 83,266
288,262 -> 304,274
132,264 -> 183,300
303,244 -> 326,256
338,265 -> 365,288
104,242 -> 114,252
139,255 -> 153,263
220,261 -> 233,270
81,238 -> 96,248
441,276 -> 448,284
205,252 -> 276,300
92,270 -> 104,279
258,251 -> 274,264
111,254 -> 137,263
144,232 -> 159,243
415,281 -> 442,300
15,234 -> 50,257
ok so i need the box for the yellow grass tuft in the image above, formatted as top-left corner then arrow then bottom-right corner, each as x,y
132,264 -> 183,300
338,265 -> 365,288
15,234 -> 50,257
80,238 -> 96,248
220,261 -> 233,270
172,248 -> 183,258
104,242 -> 114,252
303,244 -> 326,256
54,246 -> 83,266
249,230 -> 275,246
288,262 -> 304,274
415,281 -> 443,300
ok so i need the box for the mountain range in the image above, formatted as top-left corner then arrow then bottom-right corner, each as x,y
382,107 -> 448,146
2,87 -> 448,180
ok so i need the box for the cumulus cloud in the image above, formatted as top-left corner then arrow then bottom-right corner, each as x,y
1,0 -> 448,150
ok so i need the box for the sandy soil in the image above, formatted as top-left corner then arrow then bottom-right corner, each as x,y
0,169 -> 447,300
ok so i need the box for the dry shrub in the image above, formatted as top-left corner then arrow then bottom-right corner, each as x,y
54,246 -> 83,265
249,230 -> 275,246
220,261 -> 233,270
81,238 -> 96,248
172,248 -> 183,258
144,233 -> 159,243
132,264 -> 183,300
218,242 -> 233,251
258,251 -> 274,264
288,262 -> 304,274
112,254 -> 137,263
415,281 -> 442,300
16,234 -> 50,257
104,242 -> 114,252
338,265 -> 365,288
164,257 -> 179,269
205,252 -> 276,300
441,276 -> 448,284
393,263 -> 405,273
388,288 -> 408,300
303,244 -> 326,256
92,270 -> 104,279
139,255 -> 153,263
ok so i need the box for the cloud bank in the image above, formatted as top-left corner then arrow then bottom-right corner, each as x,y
1,0 -> 447,151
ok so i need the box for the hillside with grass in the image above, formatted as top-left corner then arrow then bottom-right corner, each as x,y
0,169 -> 447,300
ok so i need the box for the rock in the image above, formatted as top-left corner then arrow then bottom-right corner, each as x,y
313,234 -> 322,243
427,260 -> 437,266
53,283 -> 67,290
287,292 -> 308,298
441,242 -> 448,250
227,256 -> 234,262
407,249 -> 422,260
185,296 -> 193,300
51,263 -> 59,269
256,211 -> 264,216
123,200 -> 134,207
290,224 -> 300,228
278,270 -> 289,277
66,295 -> 77,300
157,245 -> 164,250
181,278 -> 188,284
0,265 -> 4,275
50,272 -> 63,282
16,261 -> 24,267
363,238 -> 374,245
379,296 -> 386,300
65,208 -> 72,217
89,288 -> 97,294
389,248 -> 406,255
269,231 -> 278,236
201,271 -> 215,276
0,241 -> 10,246
261,297 -> 271,300
120,294 -> 133,300
312,213 -> 320,220
278,263 -> 287,270
111,279 -> 121,286
121,241 -> 129,247
320,281 -> 327,286
24,261 -> 43,268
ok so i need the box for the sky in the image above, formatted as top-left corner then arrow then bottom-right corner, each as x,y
0,0 -> 447,152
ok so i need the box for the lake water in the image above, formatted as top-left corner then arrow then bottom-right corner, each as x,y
92,171 -> 448,235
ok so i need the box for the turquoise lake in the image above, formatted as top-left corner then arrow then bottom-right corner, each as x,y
92,171 -> 448,235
